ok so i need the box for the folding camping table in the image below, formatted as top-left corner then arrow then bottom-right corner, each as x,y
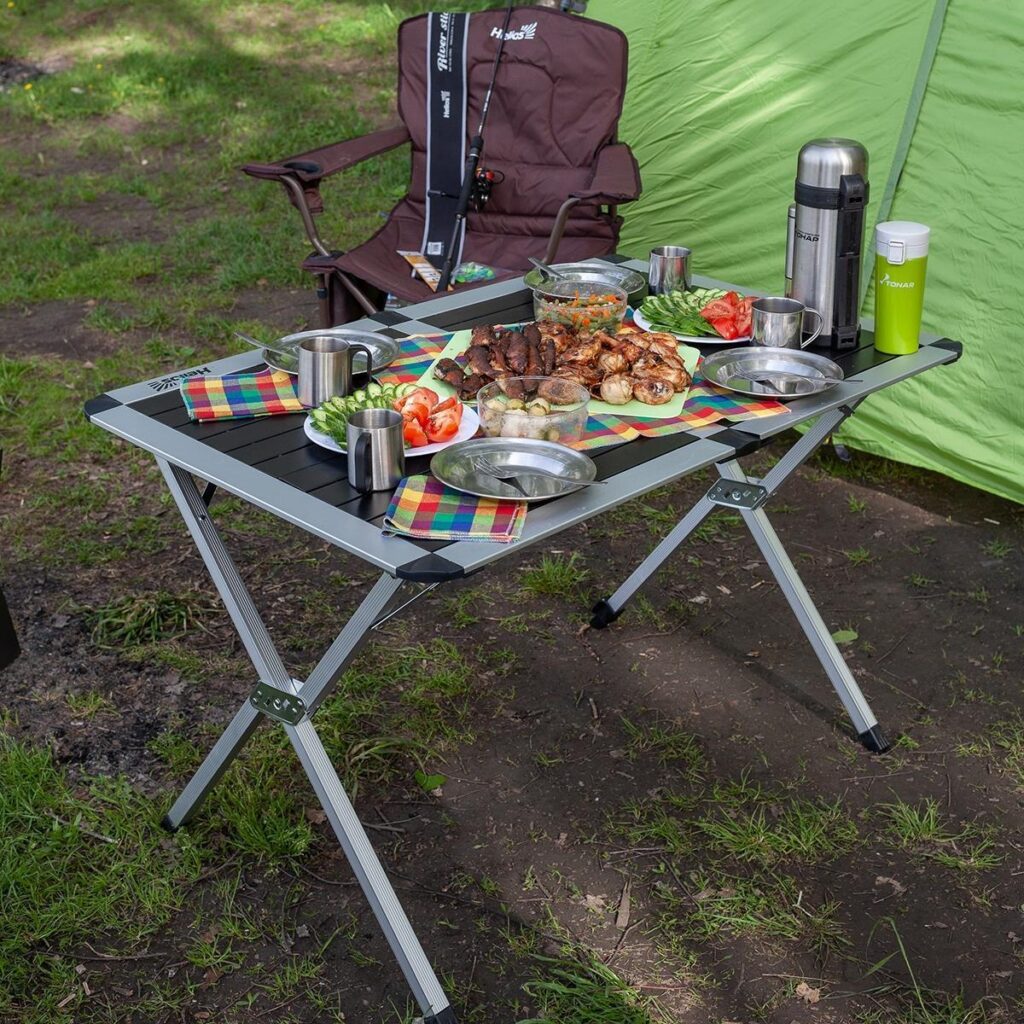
84,257 -> 961,1023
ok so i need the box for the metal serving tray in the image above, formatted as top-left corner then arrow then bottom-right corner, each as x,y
245,328 -> 400,376
700,347 -> 844,399
430,438 -> 597,502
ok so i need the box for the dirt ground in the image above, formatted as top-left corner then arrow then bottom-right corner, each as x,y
2,275 -> 1023,1022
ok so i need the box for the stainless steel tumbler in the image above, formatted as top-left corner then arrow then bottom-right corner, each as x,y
750,297 -> 824,349
297,336 -> 374,407
648,245 -> 692,296
347,408 -> 405,492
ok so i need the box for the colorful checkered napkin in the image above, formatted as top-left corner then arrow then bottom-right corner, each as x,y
180,368 -> 303,421
375,334 -> 449,387
383,475 -> 526,543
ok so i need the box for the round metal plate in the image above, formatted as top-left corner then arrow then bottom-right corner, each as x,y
261,329 -> 400,376
700,347 -> 844,399
430,438 -> 597,502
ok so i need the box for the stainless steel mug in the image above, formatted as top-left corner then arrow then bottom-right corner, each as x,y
347,408 -> 405,493
648,245 -> 692,296
750,296 -> 825,349
297,336 -> 374,407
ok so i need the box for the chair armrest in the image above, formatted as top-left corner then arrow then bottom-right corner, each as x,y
571,143 -> 642,204
242,125 -> 411,216
242,124 -> 411,184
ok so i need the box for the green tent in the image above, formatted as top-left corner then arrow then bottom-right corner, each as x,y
587,0 -> 1023,503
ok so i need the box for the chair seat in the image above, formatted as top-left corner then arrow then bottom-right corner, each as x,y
330,199 -> 620,303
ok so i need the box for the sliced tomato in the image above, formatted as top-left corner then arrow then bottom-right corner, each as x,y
431,396 -> 461,416
399,400 -> 433,426
701,298 -> 735,320
425,408 -> 461,444
395,387 -> 439,414
707,316 -> 740,340
403,417 -> 429,447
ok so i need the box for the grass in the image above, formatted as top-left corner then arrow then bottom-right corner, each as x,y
85,590 -> 219,648
521,950 -> 667,1024
0,731 -> 208,1021
521,552 -> 590,601
879,799 -> 1002,870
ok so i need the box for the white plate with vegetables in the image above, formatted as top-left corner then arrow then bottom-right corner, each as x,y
304,382 -> 479,456
636,287 -> 753,344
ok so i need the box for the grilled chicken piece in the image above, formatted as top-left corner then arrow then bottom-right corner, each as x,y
630,330 -> 679,362
466,344 -> 495,377
560,337 -> 602,365
505,331 -> 529,374
632,353 -> 691,392
632,378 -> 674,405
597,350 -> 629,375
597,373 -> 634,405
525,337 -> 543,376
539,336 -> 557,376
535,319 -> 576,354
501,376 -> 527,400
537,376 -> 585,405
471,325 -> 499,346
459,372 -> 492,399
552,363 -> 601,388
488,343 -> 511,375
434,358 -> 466,390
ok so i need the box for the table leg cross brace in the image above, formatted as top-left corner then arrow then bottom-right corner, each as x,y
156,459 -> 456,1022
591,407 -> 890,753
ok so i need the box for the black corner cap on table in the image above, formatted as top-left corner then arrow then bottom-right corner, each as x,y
367,309 -> 408,326
83,393 -> 122,422
932,338 -> 963,361
395,551 -> 466,582
711,427 -> 769,459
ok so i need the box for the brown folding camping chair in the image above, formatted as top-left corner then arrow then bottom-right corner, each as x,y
243,4 -> 641,326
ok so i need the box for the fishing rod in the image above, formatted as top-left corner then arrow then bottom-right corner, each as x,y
436,0 -> 515,292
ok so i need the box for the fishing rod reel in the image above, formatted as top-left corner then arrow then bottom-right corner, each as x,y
470,166 -> 504,211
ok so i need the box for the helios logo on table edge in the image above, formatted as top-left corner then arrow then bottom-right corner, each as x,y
491,22 -> 537,41
880,273 -> 915,289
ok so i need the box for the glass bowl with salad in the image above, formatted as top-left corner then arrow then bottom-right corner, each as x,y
532,281 -> 627,333
477,376 -> 589,445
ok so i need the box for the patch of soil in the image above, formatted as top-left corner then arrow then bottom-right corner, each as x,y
220,285 -> 315,335
0,298 -> 121,360
0,58 -> 48,91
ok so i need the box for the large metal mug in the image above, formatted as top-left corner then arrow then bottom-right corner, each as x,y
750,296 -> 824,349
347,408 -> 405,493
297,336 -> 374,407
648,245 -> 692,296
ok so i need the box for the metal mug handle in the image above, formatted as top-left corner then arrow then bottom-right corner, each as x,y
349,344 -> 375,379
354,431 -> 373,493
800,307 -> 825,348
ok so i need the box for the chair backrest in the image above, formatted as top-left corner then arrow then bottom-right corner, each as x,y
396,5 -> 629,222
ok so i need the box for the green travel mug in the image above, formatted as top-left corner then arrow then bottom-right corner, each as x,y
874,221 -> 930,354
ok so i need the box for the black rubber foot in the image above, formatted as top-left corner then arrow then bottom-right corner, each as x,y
858,725 -> 892,754
160,814 -> 180,833
423,1009 -> 458,1024
590,599 -> 623,629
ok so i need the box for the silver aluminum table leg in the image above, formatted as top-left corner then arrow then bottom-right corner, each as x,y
154,459 -> 457,1019
717,461 -> 889,752
590,493 -> 718,627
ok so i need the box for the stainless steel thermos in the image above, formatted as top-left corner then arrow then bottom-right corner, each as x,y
785,138 -> 869,351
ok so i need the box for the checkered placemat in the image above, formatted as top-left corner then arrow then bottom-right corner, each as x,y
383,475 -> 526,543
181,368 -> 303,421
